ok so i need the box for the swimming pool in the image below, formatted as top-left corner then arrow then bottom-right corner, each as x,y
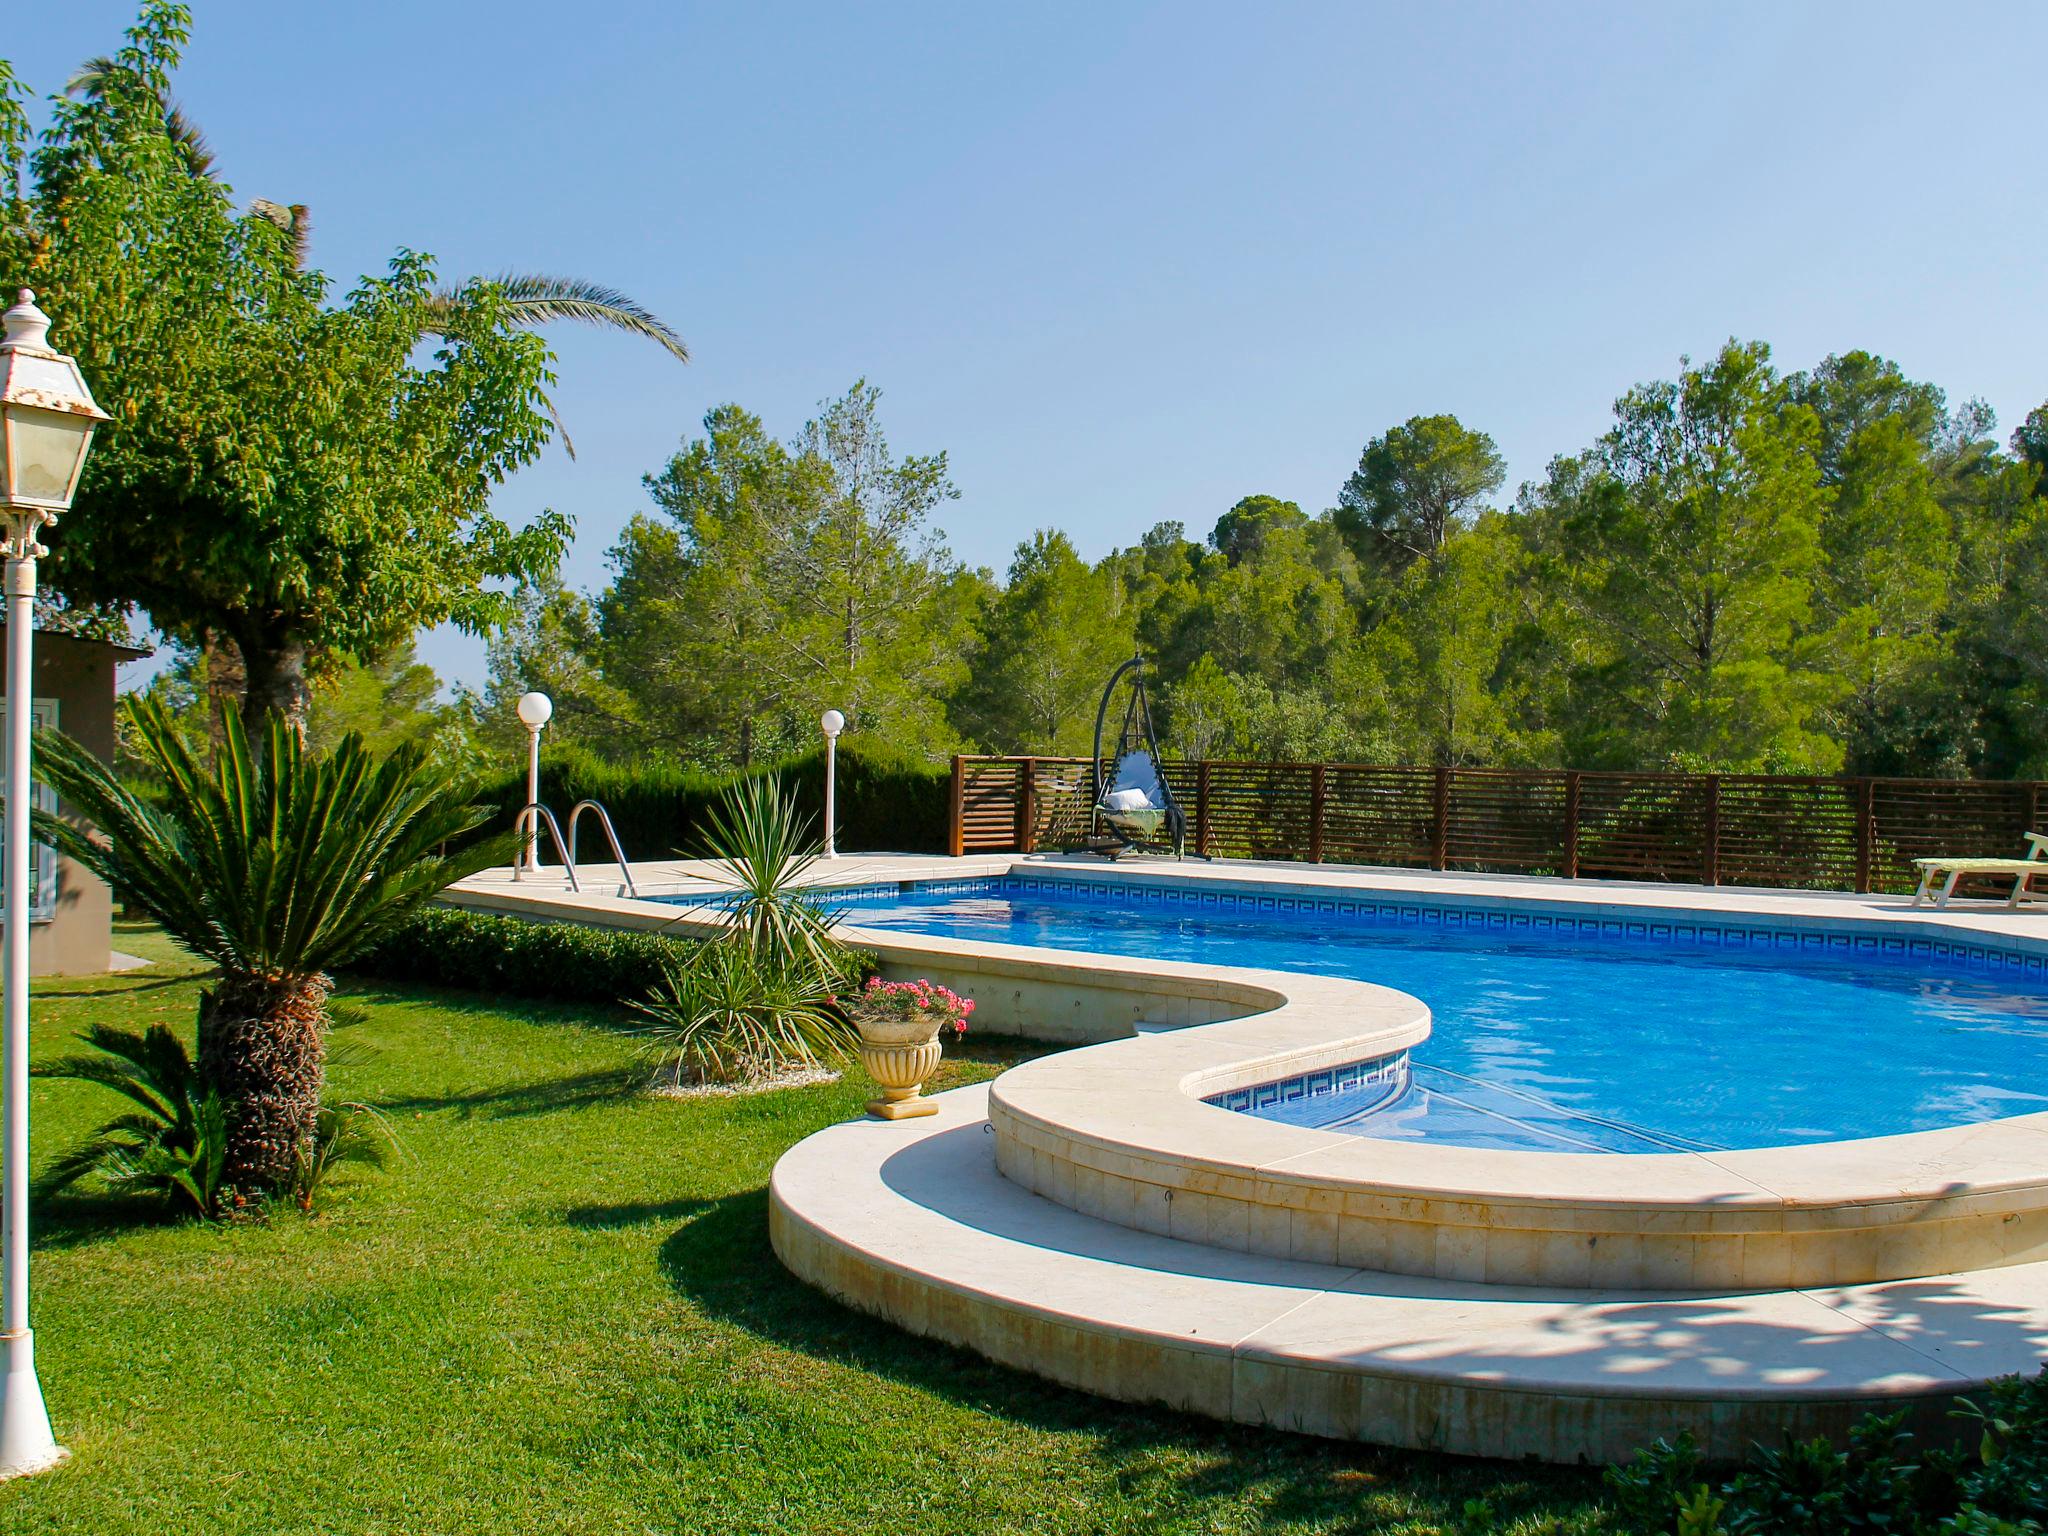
816,877 -> 2048,1153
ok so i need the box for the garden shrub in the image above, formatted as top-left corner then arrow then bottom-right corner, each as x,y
471,741 -> 950,863
347,905 -> 695,1007
1605,1370 -> 2048,1534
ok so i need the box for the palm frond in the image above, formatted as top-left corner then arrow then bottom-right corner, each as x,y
35,696 -> 518,986
30,1025 -> 224,1216
249,198 -> 311,267
433,273 -> 689,363
159,98 -> 216,177
65,54 -> 216,177
62,56 -> 121,99
32,1021 -> 198,1125
291,1101 -> 405,1212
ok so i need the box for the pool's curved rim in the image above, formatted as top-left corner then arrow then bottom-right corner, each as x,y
445,856 -> 2048,1270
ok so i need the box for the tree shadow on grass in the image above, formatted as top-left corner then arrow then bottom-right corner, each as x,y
30,1189 -> 196,1249
649,1189 -> 1606,1534
563,1195 -> 714,1231
374,1065 -> 649,1121
42,971 -> 204,1000
334,977 -> 641,1035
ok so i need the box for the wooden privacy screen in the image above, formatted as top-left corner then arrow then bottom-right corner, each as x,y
946,755 -> 2048,896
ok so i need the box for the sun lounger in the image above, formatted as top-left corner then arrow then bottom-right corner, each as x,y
1910,832 -> 2048,908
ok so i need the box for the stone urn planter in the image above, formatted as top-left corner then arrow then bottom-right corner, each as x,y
855,1014 -> 946,1120
847,978 -> 974,1121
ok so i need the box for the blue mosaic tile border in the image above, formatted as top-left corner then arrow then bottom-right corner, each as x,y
666,873 -> 2048,978
1203,1051 -> 1409,1116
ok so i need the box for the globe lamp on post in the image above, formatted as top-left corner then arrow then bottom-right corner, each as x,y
819,709 -> 845,859
515,691 -> 553,873
0,288 -> 111,1479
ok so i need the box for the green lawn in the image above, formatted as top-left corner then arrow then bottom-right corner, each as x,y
2,931 -> 1611,1535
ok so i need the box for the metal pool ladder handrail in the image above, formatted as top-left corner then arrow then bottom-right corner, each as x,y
566,799 -> 641,898
511,802 -> 581,891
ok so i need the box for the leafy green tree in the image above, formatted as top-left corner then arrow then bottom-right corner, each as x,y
0,6 -> 686,730
1210,494 -> 1308,566
1165,662 -> 1392,763
1809,415 -> 1956,770
952,531 -> 1136,754
1336,414 -> 1506,577
1105,521 -> 1212,666
602,406 -> 815,768
1163,518 -> 1353,685
2016,403 -> 2048,501
471,575 -> 637,758
1159,653 -> 1240,760
1524,341 -> 1837,769
605,386 -> 977,765
1949,447 -> 2048,776
304,644 -> 471,764
1786,350 -> 1948,483
1778,352 -> 1985,772
1370,515 -> 1529,765
774,381 -> 974,752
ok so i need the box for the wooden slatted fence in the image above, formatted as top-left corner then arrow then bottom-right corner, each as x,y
946,755 -> 2048,896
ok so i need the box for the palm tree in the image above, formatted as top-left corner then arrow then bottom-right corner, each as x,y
64,54 -> 216,176
35,696 -> 515,1197
63,59 -> 690,361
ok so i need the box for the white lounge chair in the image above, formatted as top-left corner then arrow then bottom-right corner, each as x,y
1910,832 -> 2048,908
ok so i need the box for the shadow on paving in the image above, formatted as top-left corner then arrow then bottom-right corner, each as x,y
643,1187 -> 1605,1534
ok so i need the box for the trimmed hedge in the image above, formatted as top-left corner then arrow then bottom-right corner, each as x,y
473,742 -> 949,864
348,905 -> 692,1007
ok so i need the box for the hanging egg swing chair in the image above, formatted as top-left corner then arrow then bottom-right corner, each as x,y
1086,653 -> 1203,860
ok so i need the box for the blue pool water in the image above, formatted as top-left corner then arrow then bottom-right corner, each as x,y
816,879 -> 2048,1153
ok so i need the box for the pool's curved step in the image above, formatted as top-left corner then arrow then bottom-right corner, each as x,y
769,1085 -> 2048,1464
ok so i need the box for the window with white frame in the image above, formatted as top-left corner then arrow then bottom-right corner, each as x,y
0,699 -> 60,922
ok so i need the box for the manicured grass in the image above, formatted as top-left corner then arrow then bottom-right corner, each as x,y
3,939 -> 1612,1534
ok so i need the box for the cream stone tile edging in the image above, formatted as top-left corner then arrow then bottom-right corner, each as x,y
447,854 -> 2048,1291
771,1083 -> 2048,1464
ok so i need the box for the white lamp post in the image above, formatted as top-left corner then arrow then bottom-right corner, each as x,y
819,709 -> 845,859
0,289 -> 110,1480
514,691 -> 553,873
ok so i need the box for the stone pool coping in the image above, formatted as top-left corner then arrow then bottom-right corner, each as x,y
448,852 -> 2048,1289
772,1081 -> 2048,1462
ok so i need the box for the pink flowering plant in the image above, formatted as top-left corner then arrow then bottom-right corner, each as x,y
846,977 -> 974,1038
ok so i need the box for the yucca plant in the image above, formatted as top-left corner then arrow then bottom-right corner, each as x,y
631,943 -> 859,1088
32,1023 -> 225,1216
35,694 -> 514,1202
690,774 -> 846,973
634,775 -> 861,1088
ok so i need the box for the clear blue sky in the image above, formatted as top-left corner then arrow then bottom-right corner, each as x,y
13,2 -> 2047,693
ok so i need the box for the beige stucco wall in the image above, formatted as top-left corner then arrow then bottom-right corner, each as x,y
0,629 -> 130,975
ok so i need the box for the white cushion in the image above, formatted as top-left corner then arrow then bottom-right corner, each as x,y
1106,787 -> 1153,811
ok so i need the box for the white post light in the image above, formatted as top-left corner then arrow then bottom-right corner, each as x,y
514,691 -> 552,874
819,709 -> 845,859
0,289 -> 110,1480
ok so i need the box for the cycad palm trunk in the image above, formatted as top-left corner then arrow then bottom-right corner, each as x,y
198,975 -> 331,1194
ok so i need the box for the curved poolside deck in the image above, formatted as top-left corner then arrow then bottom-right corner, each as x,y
772,1082 -> 2048,1463
448,851 -> 2048,1460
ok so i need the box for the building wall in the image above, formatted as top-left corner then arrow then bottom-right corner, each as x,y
0,630 -> 128,975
